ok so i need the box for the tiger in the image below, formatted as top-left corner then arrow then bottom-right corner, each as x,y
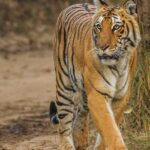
49,0 -> 141,150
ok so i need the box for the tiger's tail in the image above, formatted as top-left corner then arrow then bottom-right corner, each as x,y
49,101 -> 59,125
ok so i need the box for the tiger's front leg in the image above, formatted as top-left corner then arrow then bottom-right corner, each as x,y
86,88 -> 127,150
73,107 -> 89,150
94,91 -> 131,150
85,69 -> 127,150
88,90 -> 127,150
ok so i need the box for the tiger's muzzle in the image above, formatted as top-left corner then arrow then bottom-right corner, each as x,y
97,47 -> 127,65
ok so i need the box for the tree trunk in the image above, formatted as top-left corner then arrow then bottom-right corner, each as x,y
128,0 -> 150,133
136,0 -> 150,93
136,0 -> 150,43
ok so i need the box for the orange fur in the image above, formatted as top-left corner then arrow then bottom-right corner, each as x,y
53,1 -> 141,150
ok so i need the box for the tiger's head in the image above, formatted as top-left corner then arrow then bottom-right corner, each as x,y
92,0 -> 141,65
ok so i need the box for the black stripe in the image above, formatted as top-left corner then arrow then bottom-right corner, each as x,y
67,12 -> 90,38
60,129 -> 70,135
61,109 -> 73,114
58,72 -> 75,92
82,105 -> 89,111
113,16 -> 119,19
116,21 -> 122,24
56,19 -> 69,77
65,7 -> 81,20
65,120 -> 72,124
63,30 -> 67,65
82,91 -> 88,110
89,80 -> 113,99
65,9 -> 77,24
66,10 -> 85,32
70,29 -> 78,85
126,23 -> 129,37
67,16 -> 89,41
82,22 -> 91,42
113,97 -> 120,101
95,64 -> 113,87
82,91 -> 87,99
69,69 -> 75,83
73,13 -> 89,23
74,12 -> 93,21
71,49 -> 77,83
62,29 -> 76,86
58,46 -> 69,77
82,3 -> 90,12
65,6 -> 84,17
108,65 -> 120,76
58,113 -> 68,119
65,10 -> 78,32
77,19 -> 90,38
95,90 -> 113,99
108,66 -> 118,78
99,0 -> 108,6
65,16 -> 82,87
56,80 -> 75,94
123,59 -> 128,70
77,23 -> 82,38
54,15 -> 62,58
74,13 -> 90,32
125,37 -> 135,47
118,77 -> 128,92
56,100 -> 71,107
65,5 -> 91,23
57,90 -> 74,105
56,78 -> 65,93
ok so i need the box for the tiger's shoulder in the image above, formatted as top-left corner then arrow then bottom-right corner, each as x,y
57,3 -> 95,28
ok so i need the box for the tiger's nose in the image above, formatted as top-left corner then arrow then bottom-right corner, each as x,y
101,45 -> 109,51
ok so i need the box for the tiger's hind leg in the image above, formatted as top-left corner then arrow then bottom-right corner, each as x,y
56,88 -> 76,150
54,69 -> 78,150
73,108 -> 89,150
73,91 -> 89,150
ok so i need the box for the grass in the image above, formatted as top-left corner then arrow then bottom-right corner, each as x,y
126,135 -> 150,150
121,42 -> 150,150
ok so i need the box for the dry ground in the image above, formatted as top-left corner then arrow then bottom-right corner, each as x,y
0,50 -> 149,150
0,50 -> 58,150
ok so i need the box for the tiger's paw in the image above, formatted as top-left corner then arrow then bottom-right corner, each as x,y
73,129 -> 88,150
59,135 -> 76,150
73,116 -> 89,150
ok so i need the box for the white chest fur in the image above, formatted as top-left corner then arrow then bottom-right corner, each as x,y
102,58 -> 129,100
114,58 -> 129,99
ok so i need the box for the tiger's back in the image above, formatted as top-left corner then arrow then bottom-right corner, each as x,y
52,5 -> 96,149
54,4 -> 95,90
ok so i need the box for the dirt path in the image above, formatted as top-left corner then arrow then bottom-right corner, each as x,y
0,50 -> 59,150
0,50 -> 149,150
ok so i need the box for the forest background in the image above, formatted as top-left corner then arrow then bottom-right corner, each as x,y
0,0 -> 149,149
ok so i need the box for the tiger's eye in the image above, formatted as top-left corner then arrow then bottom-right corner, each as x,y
95,23 -> 102,31
113,25 -> 121,31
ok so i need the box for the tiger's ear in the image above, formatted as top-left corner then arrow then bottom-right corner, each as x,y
124,0 -> 137,16
93,0 -> 108,8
